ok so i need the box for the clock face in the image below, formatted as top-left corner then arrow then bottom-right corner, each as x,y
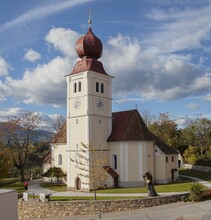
96,98 -> 104,110
73,98 -> 81,109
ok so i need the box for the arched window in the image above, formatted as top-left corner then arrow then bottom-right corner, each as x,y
58,154 -> 62,165
73,82 -> 77,93
96,82 -> 99,92
78,81 -> 81,92
112,154 -> 117,169
101,83 -> 104,93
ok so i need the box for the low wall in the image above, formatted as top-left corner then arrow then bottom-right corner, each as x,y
183,164 -> 211,172
0,189 -> 18,220
18,193 -> 188,219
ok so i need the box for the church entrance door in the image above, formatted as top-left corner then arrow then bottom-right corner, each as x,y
75,177 -> 81,190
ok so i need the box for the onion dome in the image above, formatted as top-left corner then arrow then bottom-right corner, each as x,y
75,27 -> 102,59
71,18 -> 108,75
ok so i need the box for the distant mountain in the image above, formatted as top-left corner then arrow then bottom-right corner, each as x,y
0,122 -> 55,143
31,129 -> 55,142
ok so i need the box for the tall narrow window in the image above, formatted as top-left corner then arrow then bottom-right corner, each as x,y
78,81 -> 81,92
96,82 -> 99,92
73,82 -> 77,93
58,154 -> 62,165
172,156 -> 174,162
112,154 -> 117,169
101,83 -> 104,93
166,156 -> 168,163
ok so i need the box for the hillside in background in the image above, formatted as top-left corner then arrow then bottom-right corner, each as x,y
0,122 -> 55,143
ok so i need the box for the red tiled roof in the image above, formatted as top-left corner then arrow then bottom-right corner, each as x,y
71,57 -> 108,75
42,152 -> 51,164
152,133 -> 178,155
51,121 -> 67,144
108,109 -> 153,141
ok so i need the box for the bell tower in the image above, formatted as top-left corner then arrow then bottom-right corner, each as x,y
65,19 -> 113,190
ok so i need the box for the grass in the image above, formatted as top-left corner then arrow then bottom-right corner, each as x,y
96,182 -> 196,194
0,181 -> 25,193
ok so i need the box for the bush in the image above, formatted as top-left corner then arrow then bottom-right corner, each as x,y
189,183 -> 203,202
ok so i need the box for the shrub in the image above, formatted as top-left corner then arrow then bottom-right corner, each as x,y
189,183 -> 203,202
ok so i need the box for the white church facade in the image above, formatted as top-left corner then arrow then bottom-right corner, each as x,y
44,23 -> 178,190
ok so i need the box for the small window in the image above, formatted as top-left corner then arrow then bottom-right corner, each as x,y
76,119 -> 78,124
166,156 -> 168,163
112,154 -> 117,169
96,82 -> 99,92
78,81 -> 81,92
73,82 -> 77,93
99,119 -> 102,125
172,156 -> 174,162
101,83 -> 104,93
58,154 -> 62,165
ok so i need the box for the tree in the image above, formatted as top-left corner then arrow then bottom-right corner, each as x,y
140,109 -> 156,127
181,117 -> 211,158
0,142 -> 13,178
183,145 -> 200,164
42,167 -> 66,183
27,141 -> 50,175
148,112 -> 180,147
2,111 -> 40,181
52,115 -> 65,132
70,142 -> 108,200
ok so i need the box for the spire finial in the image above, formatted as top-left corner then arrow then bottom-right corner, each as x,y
88,9 -> 92,28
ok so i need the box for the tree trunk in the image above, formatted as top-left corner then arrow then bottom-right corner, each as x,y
20,166 -> 25,181
93,183 -> 97,200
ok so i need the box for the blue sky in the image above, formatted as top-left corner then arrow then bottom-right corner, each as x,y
0,0 -> 211,128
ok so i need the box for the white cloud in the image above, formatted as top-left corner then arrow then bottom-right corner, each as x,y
185,103 -> 200,110
0,108 -> 24,121
0,0 -> 94,33
24,49 -> 41,62
0,27 -> 80,107
144,4 -> 211,54
103,34 -> 210,101
5,56 -> 71,107
0,80 -> 10,101
0,57 -> 12,76
0,108 -> 64,130
45,28 -> 79,57
203,94 -> 211,102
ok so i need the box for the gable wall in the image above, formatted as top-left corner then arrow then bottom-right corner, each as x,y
51,143 -> 68,174
154,146 -> 178,183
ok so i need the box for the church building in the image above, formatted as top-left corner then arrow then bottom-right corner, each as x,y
44,21 -> 178,190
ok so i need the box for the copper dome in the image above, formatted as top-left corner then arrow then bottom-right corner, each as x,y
75,28 -> 102,59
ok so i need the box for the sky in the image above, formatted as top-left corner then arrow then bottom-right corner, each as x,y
0,0 -> 211,129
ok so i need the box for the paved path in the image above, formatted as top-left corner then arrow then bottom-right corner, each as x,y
180,175 -> 211,189
26,179 -> 56,195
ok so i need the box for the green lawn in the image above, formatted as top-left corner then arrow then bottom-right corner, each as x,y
0,181 -> 25,193
96,182 -> 196,194
40,182 -> 68,192
179,169 -> 211,182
